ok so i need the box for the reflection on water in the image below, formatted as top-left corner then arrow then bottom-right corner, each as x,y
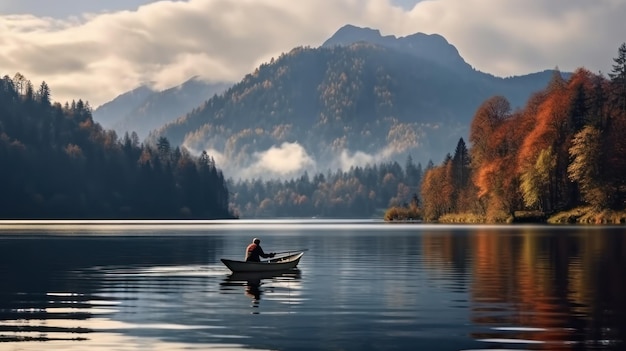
221,269 -> 302,309
0,223 -> 625,350
421,227 -> 626,350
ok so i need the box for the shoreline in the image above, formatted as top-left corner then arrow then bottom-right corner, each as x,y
387,207 -> 626,225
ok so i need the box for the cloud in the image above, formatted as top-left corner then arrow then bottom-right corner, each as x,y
192,142 -> 416,180
332,144 -> 409,172
1,0 -> 624,107
240,142 -> 316,179
401,0 -> 625,76
337,150 -> 376,170
0,0 -> 159,18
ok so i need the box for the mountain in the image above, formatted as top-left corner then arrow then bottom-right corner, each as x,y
94,84 -> 154,129
149,25 -> 560,180
322,24 -> 470,70
93,77 -> 230,139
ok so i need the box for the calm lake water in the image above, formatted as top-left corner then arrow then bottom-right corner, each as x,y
0,220 -> 625,351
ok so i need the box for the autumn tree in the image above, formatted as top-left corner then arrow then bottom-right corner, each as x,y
469,96 -> 519,219
567,126 -> 605,208
516,70 -> 573,212
421,164 -> 447,220
520,146 -> 556,210
469,95 -> 511,167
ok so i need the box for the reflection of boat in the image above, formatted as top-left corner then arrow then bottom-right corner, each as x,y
227,268 -> 302,282
221,269 -> 302,302
220,252 -> 304,272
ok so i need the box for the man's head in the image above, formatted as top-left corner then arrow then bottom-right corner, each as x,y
253,238 -> 260,244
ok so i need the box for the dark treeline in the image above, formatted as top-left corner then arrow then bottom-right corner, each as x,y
228,156 -> 424,218
420,43 -> 626,223
0,73 -> 234,219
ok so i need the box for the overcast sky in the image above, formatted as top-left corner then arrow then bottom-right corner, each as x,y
1,0 -> 624,107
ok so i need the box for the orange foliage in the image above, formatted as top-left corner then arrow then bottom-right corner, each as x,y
518,69 -> 598,174
475,152 -> 520,217
475,161 -> 498,198
441,160 -> 455,211
470,96 -> 511,165
567,68 -> 594,91
517,86 -> 569,172
424,62 -> 626,218
471,109 -> 523,213
421,165 -> 448,220
489,113 -> 525,163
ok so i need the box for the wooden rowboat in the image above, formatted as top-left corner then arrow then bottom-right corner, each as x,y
220,252 -> 304,273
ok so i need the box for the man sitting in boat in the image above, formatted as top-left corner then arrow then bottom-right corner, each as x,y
245,238 -> 276,262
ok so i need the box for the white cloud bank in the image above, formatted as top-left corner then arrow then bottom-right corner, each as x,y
1,0 -> 624,107
239,142 -> 316,179
214,142 -> 415,180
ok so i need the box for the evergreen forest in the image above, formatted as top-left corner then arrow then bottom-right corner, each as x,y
227,156 -> 424,218
0,74 -> 234,219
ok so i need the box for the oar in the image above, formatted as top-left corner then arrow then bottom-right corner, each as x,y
264,249 -> 308,263
272,249 -> 309,255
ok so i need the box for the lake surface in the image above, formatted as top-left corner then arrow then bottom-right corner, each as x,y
0,220 -> 625,350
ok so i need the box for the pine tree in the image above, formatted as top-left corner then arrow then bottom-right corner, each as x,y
37,81 -> 51,105
452,138 -> 470,188
609,43 -> 626,112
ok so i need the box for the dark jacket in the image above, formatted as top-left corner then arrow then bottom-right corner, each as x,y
245,243 -> 273,262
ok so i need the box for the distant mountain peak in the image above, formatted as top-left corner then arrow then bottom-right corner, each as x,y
93,76 -> 231,139
322,24 -> 469,70
322,24 -> 389,45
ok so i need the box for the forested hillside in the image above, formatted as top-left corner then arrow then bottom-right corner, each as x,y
419,44 -> 626,223
151,28 -> 558,179
0,74 -> 234,219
